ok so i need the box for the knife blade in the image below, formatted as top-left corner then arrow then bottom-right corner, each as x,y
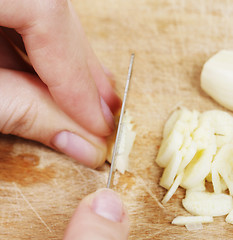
106,53 -> 135,188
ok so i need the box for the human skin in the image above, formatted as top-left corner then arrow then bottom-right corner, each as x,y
0,0 -> 129,239
0,0 -> 122,167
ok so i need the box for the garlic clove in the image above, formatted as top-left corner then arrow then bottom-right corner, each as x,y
201,50 -> 233,111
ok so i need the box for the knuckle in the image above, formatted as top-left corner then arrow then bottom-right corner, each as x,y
0,100 -> 38,136
40,0 -> 69,18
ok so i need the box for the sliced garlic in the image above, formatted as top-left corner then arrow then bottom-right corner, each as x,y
213,144 -> 233,195
172,216 -> 213,226
163,108 -> 199,139
185,180 -> 206,192
201,50 -> 233,111
199,110 -> 233,148
156,130 -> 183,168
191,116 -> 216,151
107,111 -> 136,174
178,140 -> 197,174
156,108 -> 233,227
163,109 -> 182,139
182,191 -> 232,216
181,147 -> 215,189
211,162 -> 222,194
226,209 -> 233,224
162,172 -> 183,204
160,150 -> 182,189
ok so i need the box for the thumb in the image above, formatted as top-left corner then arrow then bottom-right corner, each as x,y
0,68 -> 107,168
64,189 -> 129,240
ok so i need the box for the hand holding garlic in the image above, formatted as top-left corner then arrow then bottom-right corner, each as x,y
0,1 -> 130,239
0,0 -> 122,168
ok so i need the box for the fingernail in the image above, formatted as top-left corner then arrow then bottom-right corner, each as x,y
52,131 -> 103,168
100,97 -> 115,131
92,189 -> 123,222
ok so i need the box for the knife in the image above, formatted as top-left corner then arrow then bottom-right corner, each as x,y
106,53 -> 135,188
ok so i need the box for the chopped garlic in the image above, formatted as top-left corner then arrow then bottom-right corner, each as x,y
201,50 -> 233,111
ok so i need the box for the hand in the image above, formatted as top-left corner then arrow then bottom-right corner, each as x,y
64,189 -> 129,240
0,0 -> 121,168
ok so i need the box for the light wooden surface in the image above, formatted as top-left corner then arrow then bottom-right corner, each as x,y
1,0 -> 233,239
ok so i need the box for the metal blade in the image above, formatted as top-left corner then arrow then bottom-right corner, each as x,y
106,53 -> 135,188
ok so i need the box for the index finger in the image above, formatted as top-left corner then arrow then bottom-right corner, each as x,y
0,0 -> 116,136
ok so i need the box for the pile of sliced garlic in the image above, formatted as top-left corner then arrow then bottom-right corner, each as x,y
156,108 -> 233,227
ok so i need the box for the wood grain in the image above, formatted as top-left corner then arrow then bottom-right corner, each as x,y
1,0 -> 233,239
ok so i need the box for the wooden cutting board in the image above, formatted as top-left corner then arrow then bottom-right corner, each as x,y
1,0 -> 233,239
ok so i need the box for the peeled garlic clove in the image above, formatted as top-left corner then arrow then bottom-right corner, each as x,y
182,191 -> 232,216
201,50 -> 233,111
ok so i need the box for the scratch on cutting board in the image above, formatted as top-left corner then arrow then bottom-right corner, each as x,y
13,183 -> 52,233
134,174 -> 164,209
0,209 -> 5,225
72,165 -> 86,181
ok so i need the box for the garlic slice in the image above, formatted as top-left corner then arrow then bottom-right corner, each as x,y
107,111 -> 136,174
159,150 -> 182,189
201,50 -> 233,111
226,209 -> 233,224
162,172 -> 183,204
182,191 -> 232,217
213,144 -> 233,195
172,216 -> 213,226
156,130 -> 183,168
181,147 -> 215,189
